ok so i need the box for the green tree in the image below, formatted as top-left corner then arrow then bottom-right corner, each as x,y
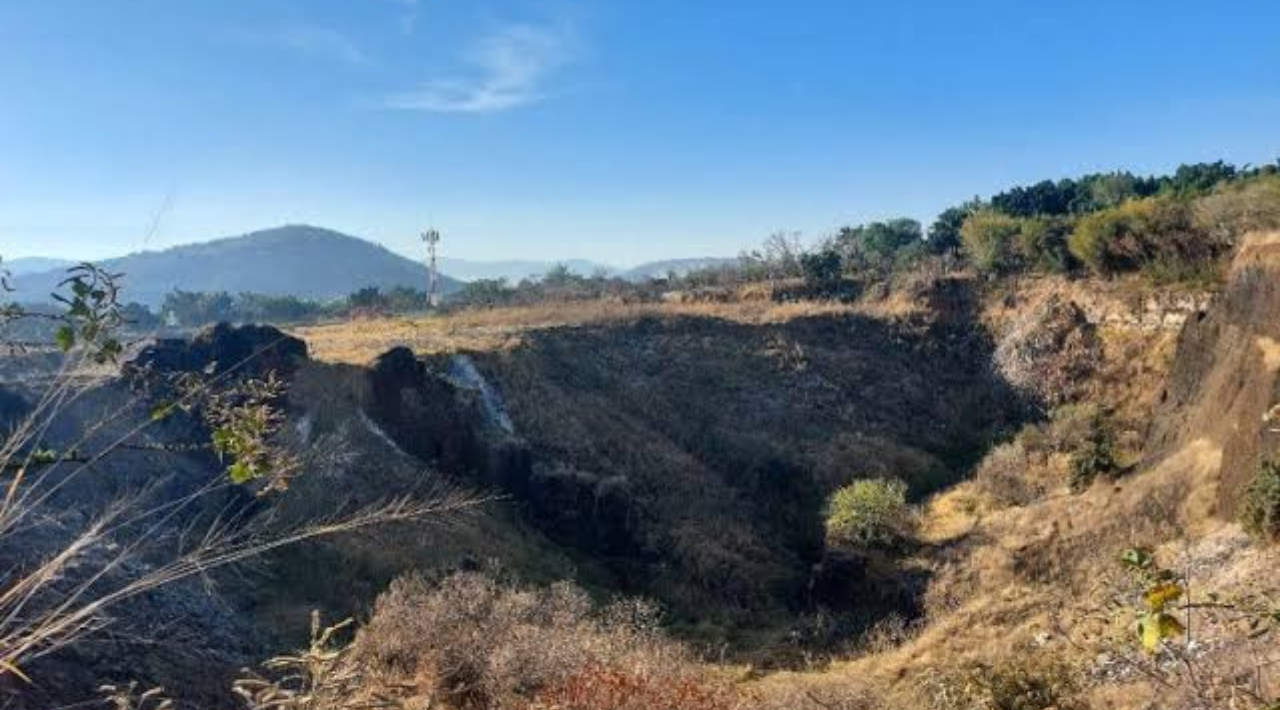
928,201 -> 981,254
991,179 -> 1079,217
458,278 -> 515,307
1166,160 -> 1238,195
542,263 -> 580,287
347,286 -> 390,312
835,218 -> 923,271
800,249 -> 842,292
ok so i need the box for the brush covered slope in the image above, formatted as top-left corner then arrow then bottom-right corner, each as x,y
763,234 -> 1280,709
5,239 -> 1280,708
440,280 -> 1026,635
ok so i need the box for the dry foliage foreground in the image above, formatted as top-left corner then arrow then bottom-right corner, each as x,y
191,571 -> 885,710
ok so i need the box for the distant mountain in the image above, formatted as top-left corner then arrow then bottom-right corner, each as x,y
10,225 -> 460,306
621,257 -> 739,281
438,258 -> 615,283
3,257 -> 76,275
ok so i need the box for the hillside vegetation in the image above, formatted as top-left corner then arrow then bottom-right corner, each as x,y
2,159 -> 1280,709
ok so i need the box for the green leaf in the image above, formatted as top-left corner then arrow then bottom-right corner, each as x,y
228,461 -> 255,484
1121,547 -> 1153,569
150,403 -> 176,422
54,325 -> 75,352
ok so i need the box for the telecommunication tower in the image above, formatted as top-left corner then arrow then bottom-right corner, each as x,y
421,227 -> 442,308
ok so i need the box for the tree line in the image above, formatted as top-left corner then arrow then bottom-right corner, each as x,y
674,159 -> 1280,291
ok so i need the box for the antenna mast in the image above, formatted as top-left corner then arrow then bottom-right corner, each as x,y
421,227 -> 442,308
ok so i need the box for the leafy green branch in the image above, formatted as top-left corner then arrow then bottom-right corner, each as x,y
1,260 -> 127,363
149,371 -> 299,494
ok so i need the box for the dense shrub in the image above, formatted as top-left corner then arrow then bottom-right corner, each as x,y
825,478 -> 912,548
1013,216 -> 1075,273
960,210 -> 1024,274
1067,410 -> 1118,492
1067,198 -> 1158,275
800,249 -> 843,292
354,572 -> 688,710
1241,460 -> 1280,542
1068,196 -> 1224,280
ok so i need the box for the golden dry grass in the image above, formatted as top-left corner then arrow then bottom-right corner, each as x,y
292,298 -> 906,365
743,436 -> 1271,710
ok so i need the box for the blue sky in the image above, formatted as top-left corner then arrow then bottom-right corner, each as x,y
1,0 -> 1277,265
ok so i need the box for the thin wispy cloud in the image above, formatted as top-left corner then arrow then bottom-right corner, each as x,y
385,24 -> 574,114
238,26 -> 370,66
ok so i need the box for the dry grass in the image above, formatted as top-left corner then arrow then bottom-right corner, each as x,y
352,571 -> 707,710
292,298 -> 900,365
769,434 -> 1280,710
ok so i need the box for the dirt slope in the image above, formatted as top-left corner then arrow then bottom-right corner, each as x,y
1150,231 -> 1280,516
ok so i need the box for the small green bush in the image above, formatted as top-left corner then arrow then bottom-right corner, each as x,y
1068,198 -> 1157,275
1014,216 -> 1075,274
825,478 -> 911,548
1241,460 -> 1280,542
1067,410 -> 1118,493
960,210 -> 1024,274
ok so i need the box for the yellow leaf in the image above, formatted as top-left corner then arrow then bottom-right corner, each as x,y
1138,612 -> 1186,653
1144,582 -> 1183,612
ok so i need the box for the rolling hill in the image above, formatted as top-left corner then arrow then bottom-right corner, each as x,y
9,225 -> 460,306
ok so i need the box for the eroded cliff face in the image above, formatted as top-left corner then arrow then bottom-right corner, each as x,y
1150,232 -> 1280,517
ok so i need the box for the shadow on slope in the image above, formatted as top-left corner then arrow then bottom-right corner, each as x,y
434,280 -> 1027,647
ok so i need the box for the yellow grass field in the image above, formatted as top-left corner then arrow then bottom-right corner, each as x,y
292,297 -> 904,364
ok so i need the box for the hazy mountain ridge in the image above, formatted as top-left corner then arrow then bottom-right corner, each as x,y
9,225 -> 461,307
438,257 -> 736,283
439,258 -> 615,283
2,257 -> 77,275
620,257 -> 738,280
